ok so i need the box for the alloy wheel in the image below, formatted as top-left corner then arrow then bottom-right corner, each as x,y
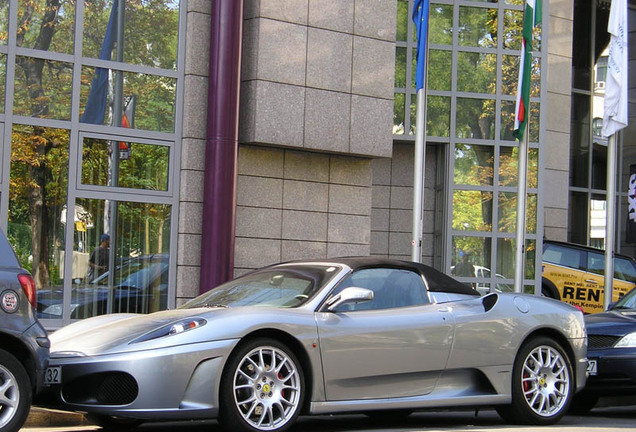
521,344 -> 570,417
232,345 -> 301,431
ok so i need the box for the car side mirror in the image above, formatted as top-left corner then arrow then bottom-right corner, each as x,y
326,287 -> 373,312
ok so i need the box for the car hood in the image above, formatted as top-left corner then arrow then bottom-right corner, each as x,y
49,306 -> 317,358
50,307 -> 226,357
585,309 -> 636,337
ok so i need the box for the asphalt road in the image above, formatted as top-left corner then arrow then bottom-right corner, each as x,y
20,406 -> 636,432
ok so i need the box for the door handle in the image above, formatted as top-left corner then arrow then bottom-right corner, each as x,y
438,307 -> 453,313
584,279 -> 599,284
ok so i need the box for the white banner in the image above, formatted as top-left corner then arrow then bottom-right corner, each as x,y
602,0 -> 628,137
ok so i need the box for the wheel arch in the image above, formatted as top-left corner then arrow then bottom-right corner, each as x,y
0,332 -> 36,390
541,278 -> 561,300
519,328 -> 578,381
228,328 -> 315,414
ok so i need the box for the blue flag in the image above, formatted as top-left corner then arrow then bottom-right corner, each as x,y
412,0 -> 429,91
81,1 -> 118,124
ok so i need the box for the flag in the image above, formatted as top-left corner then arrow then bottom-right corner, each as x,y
81,1 -> 118,124
119,95 -> 136,159
602,0 -> 628,137
412,0 -> 430,92
513,0 -> 542,140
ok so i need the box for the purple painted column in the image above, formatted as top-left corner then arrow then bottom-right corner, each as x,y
199,0 -> 243,293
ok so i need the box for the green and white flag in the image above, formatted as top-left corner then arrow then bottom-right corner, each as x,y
513,0 -> 542,140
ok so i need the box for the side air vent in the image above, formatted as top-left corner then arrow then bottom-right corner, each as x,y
482,293 -> 498,312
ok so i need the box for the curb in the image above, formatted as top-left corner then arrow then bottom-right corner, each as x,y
25,407 -> 90,428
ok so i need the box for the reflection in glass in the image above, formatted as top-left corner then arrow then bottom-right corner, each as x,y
570,93 -> 590,188
17,0 -> 75,53
428,50 -> 452,91
499,146 -> 538,187
496,238 -> 536,279
426,95 -> 450,137
395,47 -> 407,87
458,7 -> 497,48
80,67 -> 176,132
83,0 -> 179,70
429,4 -> 453,45
498,192 -> 537,233
81,138 -> 170,191
591,142 -> 607,190
503,9 -> 522,49
500,100 -> 540,142
8,125 -> 69,316
396,0 -> 408,41
568,191 -> 588,244
451,236 -> 492,274
393,93 -> 405,135
452,190 -> 493,231
14,57 -> 73,120
0,0 -> 7,44
0,54 -> 5,112
456,98 -> 495,139
457,52 -> 496,93
501,55 -> 520,96
454,144 -> 493,186
64,198 -> 171,319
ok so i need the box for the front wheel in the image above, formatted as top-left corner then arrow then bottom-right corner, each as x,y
219,338 -> 304,432
0,349 -> 31,432
496,337 -> 574,425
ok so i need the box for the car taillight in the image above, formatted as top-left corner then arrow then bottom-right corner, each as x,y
18,273 -> 36,308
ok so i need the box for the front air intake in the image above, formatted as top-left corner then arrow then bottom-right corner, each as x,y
62,372 -> 138,405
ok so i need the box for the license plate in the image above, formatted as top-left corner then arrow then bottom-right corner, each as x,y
44,366 -> 62,385
587,359 -> 598,376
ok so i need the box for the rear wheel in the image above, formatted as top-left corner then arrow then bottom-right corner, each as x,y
219,338 -> 304,432
496,337 -> 574,425
0,349 -> 31,432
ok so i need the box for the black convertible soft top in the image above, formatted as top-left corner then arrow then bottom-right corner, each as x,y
317,257 -> 479,297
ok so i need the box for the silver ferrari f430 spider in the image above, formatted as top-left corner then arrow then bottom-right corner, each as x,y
39,257 -> 587,432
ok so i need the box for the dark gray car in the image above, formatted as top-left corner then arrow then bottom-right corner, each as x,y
0,229 -> 49,432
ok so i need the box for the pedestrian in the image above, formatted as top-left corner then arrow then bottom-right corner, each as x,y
87,233 -> 110,282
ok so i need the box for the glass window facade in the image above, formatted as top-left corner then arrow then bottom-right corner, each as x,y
568,1 -> 635,256
2,0 -> 182,327
394,0 -> 543,293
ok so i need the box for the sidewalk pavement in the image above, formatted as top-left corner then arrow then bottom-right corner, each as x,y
24,407 -> 90,428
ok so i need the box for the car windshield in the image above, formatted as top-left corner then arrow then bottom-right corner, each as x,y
92,255 -> 167,287
181,264 -> 343,309
613,288 -> 636,310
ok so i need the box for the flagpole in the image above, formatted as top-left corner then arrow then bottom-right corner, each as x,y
603,133 -> 617,310
512,0 -> 540,293
412,86 -> 428,262
411,0 -> 430,263
513,128 -> 529,293
107,0 -> 125,312
600,0 -> 628,310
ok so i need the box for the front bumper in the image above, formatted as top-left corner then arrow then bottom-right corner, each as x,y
583,347 -> 636,396
38,338 -> 238,420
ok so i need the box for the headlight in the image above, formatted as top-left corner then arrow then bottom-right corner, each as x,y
130,318 -> 207,344
615,332 -> 636,348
